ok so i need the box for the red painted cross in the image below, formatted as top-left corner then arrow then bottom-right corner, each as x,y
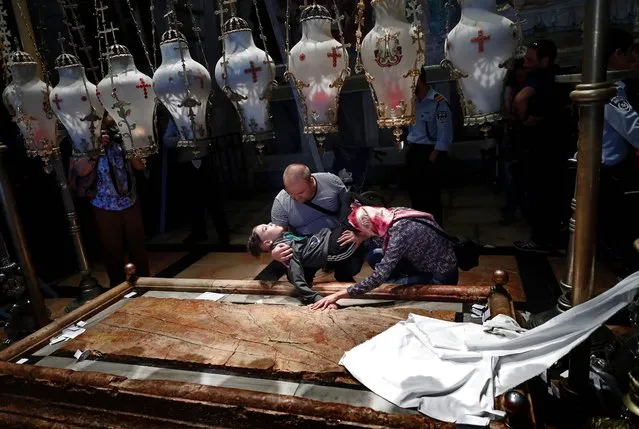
52,93 -> 63,109
195,72 -> 205,89
136,78 -> 152,98
471,30 -> 491,53
244,61 -> 262,83
327,47 -> 342,68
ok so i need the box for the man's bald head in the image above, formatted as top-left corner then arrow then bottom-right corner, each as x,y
283,164 -> 312,186
283,164 -> 315,203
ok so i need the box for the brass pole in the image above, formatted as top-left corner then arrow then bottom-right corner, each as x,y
10,0 -> 42,78
567,0 -> 615,394
49,153 -> 103,313
0,144 -> 49,328
556,160 -> 577,313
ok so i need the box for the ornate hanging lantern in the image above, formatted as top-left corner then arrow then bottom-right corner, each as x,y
441,0 -> 519,127
153,10 -> 211,154
286,2 -> 350,148
356,0 -> 425,148
2,49 -> 58,162
50,46 -> 104,158
97,35 -> 158,159
214,2 -> 276,150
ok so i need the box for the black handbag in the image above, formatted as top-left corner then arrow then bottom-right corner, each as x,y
411,219 -> 480,271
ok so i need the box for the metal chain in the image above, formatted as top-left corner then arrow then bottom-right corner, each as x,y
167,1 -> 198,149
94,0 -> 106,77
285,0 -> 291,61
60,0 -> 101,82
251,0 -> 275,83
150,0 -> 158,70
354,0 -> 365,73
331,0 -> 351,76
125,0 -> 154,72
186,0 -> 210,72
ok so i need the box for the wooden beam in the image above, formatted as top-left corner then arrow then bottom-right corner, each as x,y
134,277 -> 493,302
0,281 -> 133,362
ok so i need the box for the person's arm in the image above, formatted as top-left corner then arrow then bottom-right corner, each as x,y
287,254 -> 321,304
347,230 -> 407,295
512,86 -> 535,121
270,197 -> 289,228
433,101 -> 453,153
606,95 -> 639,148
130,157 -> 145,171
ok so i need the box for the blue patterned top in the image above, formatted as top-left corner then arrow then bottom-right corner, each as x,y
90,143 -> 136,211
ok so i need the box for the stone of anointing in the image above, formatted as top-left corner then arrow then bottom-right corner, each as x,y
58,297 -> 457,384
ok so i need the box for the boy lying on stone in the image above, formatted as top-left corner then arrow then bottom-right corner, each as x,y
247,222 -> 365,308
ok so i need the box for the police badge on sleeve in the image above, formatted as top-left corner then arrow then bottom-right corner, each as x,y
610,96 -> 632,114
437,111 -> 448,121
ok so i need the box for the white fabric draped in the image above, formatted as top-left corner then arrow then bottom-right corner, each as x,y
340,271 -> 639,425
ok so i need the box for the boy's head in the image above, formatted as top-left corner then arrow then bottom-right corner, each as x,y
524,39 -> 557,71
247,223 -> 285,257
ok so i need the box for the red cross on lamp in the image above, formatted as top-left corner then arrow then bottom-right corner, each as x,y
214,0 -> 276,151
97,40 -> 158,159
153,8 -> 212,155
286,2 -> 350,148
442,0 -> 519,128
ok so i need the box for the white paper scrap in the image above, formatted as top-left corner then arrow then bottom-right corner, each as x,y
76,321 -> 87,327
50,336 -> 67,345
16,358 -> 28,364
74,350 -> 83,360
61,327 -> 86,340
196,292 -> 227,301
124,291 -> 137,299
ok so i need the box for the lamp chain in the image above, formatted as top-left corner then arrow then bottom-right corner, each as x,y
94,0 -> 106,77
186,0 -> 210,72
150,0 -> 158,70
58,0 -> 101,82
285,0 -> 290,60
354,0 -> 365,73
166,1 -> 199,154
251,0 -> 275,85
125,0 -> 154,72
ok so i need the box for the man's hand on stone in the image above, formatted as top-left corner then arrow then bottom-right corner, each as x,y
271,242 -> 293,265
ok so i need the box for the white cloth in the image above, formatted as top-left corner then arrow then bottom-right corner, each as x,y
340,272 -> 639,425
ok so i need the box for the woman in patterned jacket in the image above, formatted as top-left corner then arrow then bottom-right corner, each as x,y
72,115 -> 149,287
310,203 -> 458,310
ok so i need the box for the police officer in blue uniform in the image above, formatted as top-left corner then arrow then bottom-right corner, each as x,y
405,66 -> 453,225
597,29 -> 639,269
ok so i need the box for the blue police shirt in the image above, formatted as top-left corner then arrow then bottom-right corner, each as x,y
406,88 -> 453,152
602,81 -> 639,167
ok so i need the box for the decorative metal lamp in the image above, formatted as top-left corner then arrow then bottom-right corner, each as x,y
441,0 -> 519,127
356,0 -> 425,149
96,24 -> 158,159
286,2 -> 350,149
2,48 -> 58,163
214,0 -> 276,151
50,35 -> 104,158
153,7 -> 211,154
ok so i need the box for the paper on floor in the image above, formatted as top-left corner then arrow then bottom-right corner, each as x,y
340,271 -> 639,425
196,292 -> 227,301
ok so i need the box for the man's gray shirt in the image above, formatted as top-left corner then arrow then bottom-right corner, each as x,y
271,172 -> 346,236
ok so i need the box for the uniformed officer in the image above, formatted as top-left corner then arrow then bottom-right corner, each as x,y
405,66 -> 453,225
602,81 -> 639,168
596,28 -> 639,271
